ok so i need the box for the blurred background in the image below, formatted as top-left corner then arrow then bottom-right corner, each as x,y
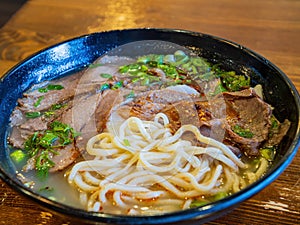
0,0 -> 27,27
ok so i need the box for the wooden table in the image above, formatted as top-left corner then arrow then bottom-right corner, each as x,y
0,0 -> 299,224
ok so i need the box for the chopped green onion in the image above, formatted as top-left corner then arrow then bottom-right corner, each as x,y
190,199 -> 209,208
25,111 -> 41,118
34,96 -> 44,107
232,125 -> 254,138
112,81 -> 123,90
38,88 -> 48,93
40,132 -> 58,148
38,84 -> 64,92
220,71 -> 250,91
260,147 -> 275,161
100,83 -> 110,92
123,139 -> 130,146
10,150 -> 27,163
23,121 -> 79,178
212,192 -> 228,201
44,111 -> 55,117
119,65 -> 129,73
51,103 -> 66,110
100,73 -> 113,79
47,84 -> 64,91
36,151 -> 55,178
270,115 -> 279,129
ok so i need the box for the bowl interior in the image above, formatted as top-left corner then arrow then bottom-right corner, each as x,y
0,28 -> 299,224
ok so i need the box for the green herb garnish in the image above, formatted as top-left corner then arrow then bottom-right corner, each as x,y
112,81 -> 123,90
190,199 -> 209,208
47,84 -> 64,91
38,84 -> 64,93
118,51 -> 250,91
38,88 -> 48,93
24,121 -> 79,178
34,96 -> 45,107
212,192 -> 228,201
219,71 -> 250,92
25,112 -> 41,118
10,150 -> 27,163
260,147 -> 275,161
232,125 -> 254,138
100,73 -> 113,79
51,103 -> 66,110
100,83 -> 111,92
123,139 -> 131,146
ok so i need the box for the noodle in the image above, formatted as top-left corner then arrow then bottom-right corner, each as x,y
67,113 -> 262,214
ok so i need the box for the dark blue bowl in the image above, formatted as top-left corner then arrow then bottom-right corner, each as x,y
0,28 -> 299,224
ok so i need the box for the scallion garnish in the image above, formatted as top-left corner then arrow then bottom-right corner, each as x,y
112,81 -> 123,90
100,73 -> 113,79
123,139 -> 130,146
38,84 -> 64,93
23,121 -> 80,178
47,84 -> 64,90
100,83 -> 111,92
34,96 -> 45,107
232,125 -> 254,138
25,112 -> 41,118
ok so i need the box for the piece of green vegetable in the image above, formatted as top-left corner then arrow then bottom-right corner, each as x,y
35,151 -> 55,178
23,121 -> 79,178
260,147 -> 275,161
10,150 -> 27,163
34,96 -> 45,107
51,103 -> 66,110
100,83 -> 111,92
190,199 -> 209,208
123,139 -> 131,146
38,84 -> 64,93
47,84 -> 64,90
112,81 -> 123,90
212,192 -> 228,201
232,125 -> 254,138
25,111 -> 41,118
100,73 -> 113,79
38,88 -> 48,93
118,52 -> 250,91
219,71 -> 250,91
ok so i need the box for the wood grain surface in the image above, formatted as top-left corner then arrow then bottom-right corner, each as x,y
0,0 -> 299,224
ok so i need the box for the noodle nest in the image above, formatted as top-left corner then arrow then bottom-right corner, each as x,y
67,113 -> 262,215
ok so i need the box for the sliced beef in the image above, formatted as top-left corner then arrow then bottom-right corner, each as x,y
128,85 -> 203,122
49,143 -> 80,172
125,87 -> 289,157
19,72 -> 84,112
8,127 -> 25,149
264,119 -> 291,147
221,89 -> 272,155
